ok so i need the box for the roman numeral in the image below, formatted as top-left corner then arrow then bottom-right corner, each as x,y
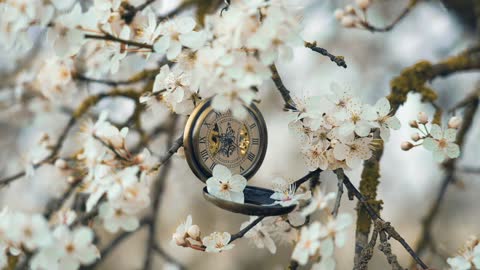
240,166 -> 245,172
247,152 -> 255,162
200,149 -> 209,162
199,137 -> 207,144
210,162 -> 217,170
252,138 -> 259,145
249,123 -> 256,129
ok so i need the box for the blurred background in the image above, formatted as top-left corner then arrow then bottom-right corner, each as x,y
1,0 -> 480,269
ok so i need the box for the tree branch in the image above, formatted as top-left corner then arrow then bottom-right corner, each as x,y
142,116 -> 178,270
84,34 -> 154,50
412,91 -> 479,265
342,173 -> 429,269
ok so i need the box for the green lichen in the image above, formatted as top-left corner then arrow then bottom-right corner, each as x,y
388,61 -> 438,112
357,141 -> 384,234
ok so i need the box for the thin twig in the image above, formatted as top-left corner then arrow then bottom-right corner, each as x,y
44,179 -> 83,220
84,34 -> 154,50
150,135 -> 184,172
229,216 -> 265,243
356,226 -> 378,270
269,64 -> 297,111
332,169 -> 345,217
152,244 -> 186,270
378,229 -> 404,270
75,74 -> 152,87
158,2 -> 196,21
304,41 -> 347,68
293,170 -> 322,191
82,218 -> 150,270
359,0 -> 419,32
0,116 -> 76,188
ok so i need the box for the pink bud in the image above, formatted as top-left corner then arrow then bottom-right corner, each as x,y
341,16 -> 356,28
187,225 -> 201,239
409,120 -> 419,128
356,0 -> 371,9
417,112 -> 428,124
172,233 -> 186,246
411,133 -> 421,142
401,142 -> 414,151
334,9 -> 344,20
448,116 -> 462,129
54,159 -> 67,169
345,5 -> 356,14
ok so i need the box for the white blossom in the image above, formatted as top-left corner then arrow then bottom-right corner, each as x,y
302,188 -> 336,216
423,124 -> 460,162
240,217 -> 276,254
154,17 -> 206,60
9,213 -> 52,250
372,97 -> 401,141
202,232 -> 235,253
32,226 -> 100,270
98,202 -> 140,233
206,165 -> 247,203
319,213 -> 353,247
269,177 -> 310,207
211,85 -> 256,120
292,222 -> 322,265
447,239 -> 480,270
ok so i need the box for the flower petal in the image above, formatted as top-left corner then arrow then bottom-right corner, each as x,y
429,124 -> 442,139
212,165 -> 232,179
446,143 -> 460,159
422,138 -> 437,151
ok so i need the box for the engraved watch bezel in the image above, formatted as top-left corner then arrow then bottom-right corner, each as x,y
183,97 -> 268,182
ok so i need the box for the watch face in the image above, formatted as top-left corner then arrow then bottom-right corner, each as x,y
184,98 -> 268,182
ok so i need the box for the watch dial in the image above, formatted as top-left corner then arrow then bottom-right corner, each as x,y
195,110 -> 262,175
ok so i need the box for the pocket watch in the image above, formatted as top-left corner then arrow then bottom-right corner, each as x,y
183,97 -> 268,181
183,97 -> 295,216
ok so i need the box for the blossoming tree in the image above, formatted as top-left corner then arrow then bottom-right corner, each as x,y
0,0 -> 479,269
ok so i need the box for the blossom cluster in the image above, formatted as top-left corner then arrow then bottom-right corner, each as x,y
188,164 -> 350,268
1,0 -> 306,121
289,83 -> 401,171
143,0 -> 304,117
401,112 -> 461,163
78,111 -> 157,233
0,208 -> 99,270
334,0 -> 371,28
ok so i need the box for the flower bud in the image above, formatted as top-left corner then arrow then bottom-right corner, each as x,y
417,112 -> 428,124
401,141 -> 414,151
172,233 -> 186,246
341,16 -> 356,28
54,159 -> 67,169
409,120 -> 418,128
448,116 -> 462,129
187,225 -> 201,239
356,0 -> 371,9
334,9 -> 344,20
345,5 -> 356,14
411,133 -> 421,142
